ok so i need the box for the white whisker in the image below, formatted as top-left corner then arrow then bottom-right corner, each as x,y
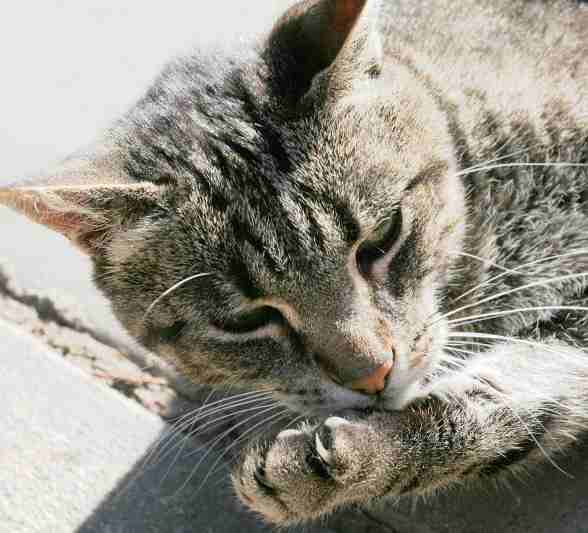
458,144 -> 538,174
448,305 -> 588,327
456,162 -> 588,178
449,251 -> 526,275
173,405 -> 287,497
446,340 -> 493,350
156,400 -> 278,475
486,387 -> 573,478
441,348 -> 575,477
434,271 -> 588,326
445,347 -> 476,358
446,249 -> 588,310
195,409 -> 294,494
449,331 -> 588,361
143,272 -> 213,321
208,410 -> 311,481
147,391 -> 276,468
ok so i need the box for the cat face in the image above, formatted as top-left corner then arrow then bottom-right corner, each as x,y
0,0 -> 465,413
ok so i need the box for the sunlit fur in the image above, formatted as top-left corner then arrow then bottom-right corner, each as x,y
1,0 -> 588,526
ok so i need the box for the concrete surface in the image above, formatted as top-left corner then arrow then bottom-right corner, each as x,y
3,283 -> 588,533
0,318 -> 336,533
2,1 -> 588,533
0,318 -> 211,533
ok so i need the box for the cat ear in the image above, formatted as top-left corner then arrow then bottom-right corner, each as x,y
0,150 -> 161,255
267,0 -> 382,102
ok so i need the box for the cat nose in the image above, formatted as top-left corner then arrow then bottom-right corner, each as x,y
347,360 -> 394,395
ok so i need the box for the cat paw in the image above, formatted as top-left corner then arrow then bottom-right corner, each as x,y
233,416 -> 377,524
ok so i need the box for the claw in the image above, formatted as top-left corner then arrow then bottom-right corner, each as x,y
324,416 -> 351,430
277,429 -> 302,440
315,432 -> 332,465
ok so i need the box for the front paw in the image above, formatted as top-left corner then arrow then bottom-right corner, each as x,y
233,417 -> 377,525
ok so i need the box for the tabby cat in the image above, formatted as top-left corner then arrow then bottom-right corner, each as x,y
2,0 -> 588,525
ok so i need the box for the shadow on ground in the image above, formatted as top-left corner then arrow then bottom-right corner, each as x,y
75,402 -> 588,533
362,441 -> 588,533
74,407 -> 276,533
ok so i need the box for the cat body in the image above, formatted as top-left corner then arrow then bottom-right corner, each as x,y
1,0 -> 588,525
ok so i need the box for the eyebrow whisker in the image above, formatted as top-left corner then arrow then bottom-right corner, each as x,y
143,272 -> 213,323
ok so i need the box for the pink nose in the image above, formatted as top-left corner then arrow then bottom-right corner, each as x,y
348,360 -> 394,395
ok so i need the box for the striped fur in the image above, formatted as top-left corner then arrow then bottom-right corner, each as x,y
1,0 -> 587,525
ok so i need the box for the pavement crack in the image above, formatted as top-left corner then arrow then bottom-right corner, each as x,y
0,264 -> 108,344
0,262 -> 203,418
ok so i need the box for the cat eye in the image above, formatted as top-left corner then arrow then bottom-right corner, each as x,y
219,306 -> 284,334
356,211 -> 403,276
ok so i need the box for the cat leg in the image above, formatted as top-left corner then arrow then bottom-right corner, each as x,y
233,340 -> 588,525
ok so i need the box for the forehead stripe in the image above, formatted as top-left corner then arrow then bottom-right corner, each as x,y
331,198 -> 361,244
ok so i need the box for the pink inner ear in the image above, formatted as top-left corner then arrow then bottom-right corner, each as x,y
1,190 -> 85,238
30,204 -> 88,239
334,0 -> 367,33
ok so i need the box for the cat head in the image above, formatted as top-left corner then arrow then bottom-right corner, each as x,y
0,0 -> 465,412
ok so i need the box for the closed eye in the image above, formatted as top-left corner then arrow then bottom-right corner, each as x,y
218,306 -> 285,334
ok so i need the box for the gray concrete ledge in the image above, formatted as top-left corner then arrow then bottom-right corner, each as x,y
4,311 -> 588,533
0,320 -> 274,532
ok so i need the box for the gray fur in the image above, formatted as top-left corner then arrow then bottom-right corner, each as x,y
1,0 -> 587,526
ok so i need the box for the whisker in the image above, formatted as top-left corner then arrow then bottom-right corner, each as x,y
448,251 -> 527,276
433,271 -> 588,326
207,411 -> 310,484
146,391 -> 276,468
435,250 -> 588,326
119,386 -> 267,495
446,340 -> 493,349
143,272 -> 213,322
156,399 -> 278,475
185,389 -> 276,419
458,144 -> 537,174
173,405 -> 287,497
162,404 -> 282,492
182,403 -> 283,463
442,347 -> 582,417
122,386 -> 220,493
449,331 -> 588,360
143,406 -> 207,471
455,162 -> 588,178
194,409 -> 294,495
439,349 -> 575,476
489,390 -> 573,478
144,387 -> 225,468
173,390 -> 275,429
432,250 -> 537,324
443,348 -> 478,367
448,305 -> 588,327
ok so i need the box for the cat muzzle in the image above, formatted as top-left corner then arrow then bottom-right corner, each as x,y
346,359 -> 394,395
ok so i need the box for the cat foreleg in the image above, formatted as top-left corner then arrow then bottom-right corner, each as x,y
233,341 -> 588,525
